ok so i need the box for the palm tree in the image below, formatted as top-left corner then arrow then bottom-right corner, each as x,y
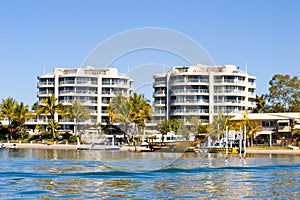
207,113 -> 232,140
68,100 -> 91,136
0,97 -> 16,140
232,112 -> 262,147
292,129 -> 300,146
253,94 -> 266,113
107,94 -> 131,135
129,93 -> 152,134
37,94 -> 63,141
14,101 -> 34,139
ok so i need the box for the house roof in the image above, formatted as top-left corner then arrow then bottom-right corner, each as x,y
230,113 -> 300,121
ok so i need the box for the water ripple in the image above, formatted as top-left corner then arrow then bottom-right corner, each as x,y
1,149 -> 300,199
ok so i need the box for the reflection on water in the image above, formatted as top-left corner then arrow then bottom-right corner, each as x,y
1,148 -> 300,199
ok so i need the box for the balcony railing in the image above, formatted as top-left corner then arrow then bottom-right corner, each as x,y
59,91 -> 75,95
214,100 -> 245,104
59,81 -> 75,84
172,89 -> 209,94
171,109 -> 209,114
77,81 -> 97,85
214,79 -> 246,84
171,99 -> 209,104
154,81 -> 166,85
215,89 -> 245,94
187,79 -> 209,83
38,82 -> 54,86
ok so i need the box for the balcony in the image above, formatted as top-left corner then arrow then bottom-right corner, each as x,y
58,119 -> 75,123
171,99 -> 209,105
38,82 -> 54,87
59,90 -> 75,95
186,89 -> 209,94
154,100 -> 166,105
171,89 -> 209,95
214,79 -> 246,85
154,91 -> 166,96
171,109 -> 209,115
77,81 -> 97,86
81,100 -> 97,105
215,89 -> 245,95
75,90 -> 97,96
59,81 -> 75,85
59,100 -> 73,104
248,82 -> 256,88
38,91 -> 53,96
214,100 -> 245,105
154,81 -> 166,86
187,79 -> 209,84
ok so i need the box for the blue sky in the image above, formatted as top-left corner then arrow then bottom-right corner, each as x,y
0,0 -> 299,106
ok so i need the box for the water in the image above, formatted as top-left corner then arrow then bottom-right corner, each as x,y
1,149 -> 300,199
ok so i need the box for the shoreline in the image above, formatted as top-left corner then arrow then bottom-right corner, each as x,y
1,142 -> 300,154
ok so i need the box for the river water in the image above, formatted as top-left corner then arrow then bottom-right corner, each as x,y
0,148 -> 300,199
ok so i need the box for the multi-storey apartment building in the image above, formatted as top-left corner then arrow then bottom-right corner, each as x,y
28,66 -> 133,130
152,64 -> 256,125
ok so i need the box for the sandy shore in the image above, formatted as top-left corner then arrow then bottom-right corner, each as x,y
2,143 -> 300,154
1,142 -> 78,150
247,149 -> 300,154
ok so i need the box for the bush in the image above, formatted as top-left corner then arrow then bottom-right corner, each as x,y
68,135 -> 77,143
40,131 -> 53,140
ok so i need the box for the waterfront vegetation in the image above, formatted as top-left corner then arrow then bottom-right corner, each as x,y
107,93 -> 152,136
0,94 -> 88,143
1,74 -> 300,146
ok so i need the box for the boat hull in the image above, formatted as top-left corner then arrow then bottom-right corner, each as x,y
147,141 -> 192,152
208,147 -> 239,154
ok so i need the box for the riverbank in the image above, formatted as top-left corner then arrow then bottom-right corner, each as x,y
1,142 -> 300,154
247,146 -> 300,154
1,142 -> 78,150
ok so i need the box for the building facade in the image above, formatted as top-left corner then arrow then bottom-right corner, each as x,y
152,64 -> 256,125
27,66 -> 133,130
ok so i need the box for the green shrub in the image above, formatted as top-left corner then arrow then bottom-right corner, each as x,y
40,131 -> 53,140
68,135 -> 77,143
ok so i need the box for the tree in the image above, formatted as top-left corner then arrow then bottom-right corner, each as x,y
292,129 -> 300,146
207,113 -> 232,140
129,93 -> 152,134
158,119 -> 181,135
67,100 -> 91,135
0,97 -> 16,140
189,116 -> 207,135
14,101 -> 34,139
107,93 -> 131,135
37,94 -> 63,141
31,101 -> 39,111
253,94 -> 266,113
267,74 -> 300,112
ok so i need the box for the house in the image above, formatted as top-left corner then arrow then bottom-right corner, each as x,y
230,113 -> 300,146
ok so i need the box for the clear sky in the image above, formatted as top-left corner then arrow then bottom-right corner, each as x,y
0,0 -> 299,106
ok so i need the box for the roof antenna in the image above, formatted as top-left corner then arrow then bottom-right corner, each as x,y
245,62 -> 248,74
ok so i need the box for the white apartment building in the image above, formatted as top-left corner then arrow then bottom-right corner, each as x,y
152,64 -> 256,125
27,66 -> 133,130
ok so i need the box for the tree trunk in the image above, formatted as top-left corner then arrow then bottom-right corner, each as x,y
20,123 -> 24,140
52,120 -> 56,141
9,119 -> 13,140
